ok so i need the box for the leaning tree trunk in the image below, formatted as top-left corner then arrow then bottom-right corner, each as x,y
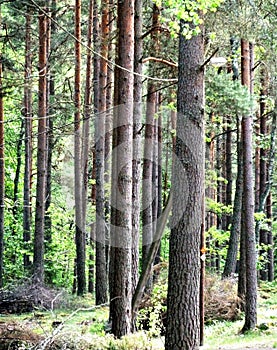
240,39 -> 257,333
223,119 -> 243,278
33,9 -> 48,285
109,0 -> 134,337
165,17 -> 205,350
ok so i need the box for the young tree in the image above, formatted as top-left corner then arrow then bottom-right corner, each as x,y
165,15 -> 205,350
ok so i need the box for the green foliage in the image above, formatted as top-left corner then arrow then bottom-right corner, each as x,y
137,279 -> 167,337
206,71 -> 256,117
206,198 -> 233,217
154,0 -> 223,38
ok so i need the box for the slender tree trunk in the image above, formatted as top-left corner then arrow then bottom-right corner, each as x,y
45,0 -> 55,284
223,120 -> 243,278
225,115 -> 232,230
74,0 -> 86,295
132,0 -> 143,302
95,0 -> 109,305
12,121 -> 24,238
266,193 -> 274,281
141,4 -> 159,292
23,9 -> 33,270
109,0 -> 134,337
258,69 -> 269,281
0,54 -> 4,288
240,39 -> 257,333
165,17 -> 204,350
83,0 -> 93,293
33,9 -> 48,284
89,0 -> 100,295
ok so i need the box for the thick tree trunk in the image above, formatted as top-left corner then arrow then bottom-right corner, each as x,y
109,0 -> 134,337
240,39 -> 257,333
165,18 -> 204,350
74,0 -> 86,295
33,9 -> 48,284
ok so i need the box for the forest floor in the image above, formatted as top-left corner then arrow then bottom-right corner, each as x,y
0,279 -> 276,349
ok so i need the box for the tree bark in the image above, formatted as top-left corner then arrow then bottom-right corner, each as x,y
132,0 -> 143,300
109,0 -> 134,337
223,120 -> 243,278
74,0 -> 86,295
240,39 -> 257,333
165,17 -> 204,350
33,9 -> 48,284
0,53 -> 4,288
95,0 -> 109,305
23,9 -> 33,270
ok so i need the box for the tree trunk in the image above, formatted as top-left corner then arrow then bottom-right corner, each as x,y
23,9 -> 33,271
0,54 -> 4,288
132,0 -> 143,301
258,69 -> 269,281
12,121 -> 24,242
141,4 -> 159,292
240,39 -> 257,333
109,0 -> 134,337
223,119 -> 243,278
165,18 -> 204,350
74,0 -> 86,295
83,0 -> 94,294
95,0 -> 109,305
45,0 -> 55,284
33,9 -> 48,284
266,193 -> 274,281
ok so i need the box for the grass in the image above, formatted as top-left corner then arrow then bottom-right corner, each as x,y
202,281 -> 277,349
